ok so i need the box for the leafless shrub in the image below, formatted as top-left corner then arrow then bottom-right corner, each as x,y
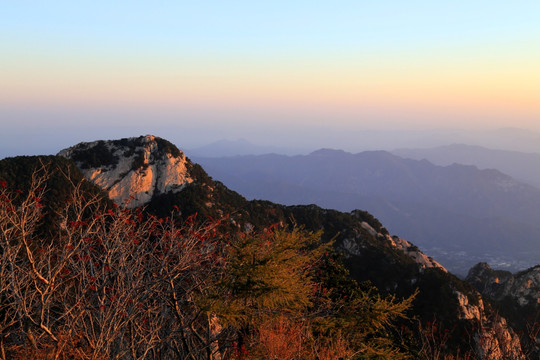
0,168 -> 228,359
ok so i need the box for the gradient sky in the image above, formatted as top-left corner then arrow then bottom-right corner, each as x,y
1,1 -> 540,155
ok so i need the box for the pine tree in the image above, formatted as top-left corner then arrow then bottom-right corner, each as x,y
210,226 -> 414,359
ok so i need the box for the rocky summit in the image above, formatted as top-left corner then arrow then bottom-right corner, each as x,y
58,135 -> 193,208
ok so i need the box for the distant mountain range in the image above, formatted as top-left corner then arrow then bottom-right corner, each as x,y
182,127 -> 540,159
193,149 -> 540,274
392,144 -> 540,189
187,138 -> 306,157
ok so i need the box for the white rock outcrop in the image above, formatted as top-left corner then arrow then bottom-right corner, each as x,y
359,221 -> 446,271
467,262 -> 540,307
59,135 -> 193,208
355,222 -> 524,359
455,290 -> 483,320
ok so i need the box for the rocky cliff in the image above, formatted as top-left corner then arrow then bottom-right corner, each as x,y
467,262 -> 540,307
467,262 -> 540,357
342,216 -> 524,359
58,135 -> 193,208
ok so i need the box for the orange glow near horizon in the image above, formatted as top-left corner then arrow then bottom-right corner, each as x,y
2,46 -> 540,131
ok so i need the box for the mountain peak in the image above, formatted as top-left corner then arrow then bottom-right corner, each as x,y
309,148 -> 349,156
58,135 -> 193,208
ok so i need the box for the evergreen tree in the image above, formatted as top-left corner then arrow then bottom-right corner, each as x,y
210,227 -> 414,359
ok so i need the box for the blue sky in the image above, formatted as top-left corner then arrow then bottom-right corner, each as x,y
4,1 -> 539,56
2,1 -> 540,156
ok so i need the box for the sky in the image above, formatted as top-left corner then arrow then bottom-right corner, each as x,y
1,1 -> 540,156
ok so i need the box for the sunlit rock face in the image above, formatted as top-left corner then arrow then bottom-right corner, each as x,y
59,135 -> 193,208
472,315 -> 525,360
385,233 -> 446,272
452,282 -> 524,359
467,262 -> 540,306
350,220 -> 447,272
341,220 -> 524,358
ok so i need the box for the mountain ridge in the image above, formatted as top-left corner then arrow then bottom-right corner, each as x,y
193,148 -> 540,273
392,143 -> 540,189
0,135 -> 533,358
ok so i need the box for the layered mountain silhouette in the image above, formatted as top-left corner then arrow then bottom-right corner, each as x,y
187,138 -> 305,157
392,144 -> 540,190
193,149 -> 540,273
